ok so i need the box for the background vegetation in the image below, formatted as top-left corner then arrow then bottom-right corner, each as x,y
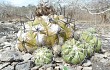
0,0 -> 110,24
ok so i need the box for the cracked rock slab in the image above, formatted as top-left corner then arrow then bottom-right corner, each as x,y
0,50 -> 23,62
0,63 -> 10,70
15,61 -> 34,70
2,65 -> 14,70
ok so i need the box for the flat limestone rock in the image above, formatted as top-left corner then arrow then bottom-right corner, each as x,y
15,61 -> 34,70
0,50 -> 23,62
0,63 -> 10,70
2,65 -> 14,70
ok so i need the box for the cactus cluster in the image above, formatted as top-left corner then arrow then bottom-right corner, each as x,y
16,16 -> 101,65
16,5 -> 76,65
16,4 -> 102,65
62,39 -> 86,64
61,28 -> 102,64
16,14 -> 74,53
80,29 -> 102,53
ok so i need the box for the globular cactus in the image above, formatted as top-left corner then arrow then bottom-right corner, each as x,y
89,36 -> 102,53
96,39 -> 102,52
15,4 -> 103,66
61,39 -> 87,64
79,29 -> 102,53
16,3 -> 76,53
84,43 -> 94,57
80,31 -> 93,43
16,10 -> 75,52
45,34 -> 59,47
81,30 -> 102,53
16,30 -> 37,53
24,31 -> 38,52
62,34 -> 102,64
34,47 -> 53,65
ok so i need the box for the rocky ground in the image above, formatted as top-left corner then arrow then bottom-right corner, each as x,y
0,21 -> 110,70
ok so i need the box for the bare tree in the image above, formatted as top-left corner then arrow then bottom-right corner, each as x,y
0,3 -> 36,22
79,0 -> 110,23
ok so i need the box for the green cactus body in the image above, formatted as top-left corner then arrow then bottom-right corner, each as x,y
89,36 -> 97,48
80,31 -> 93,43
89,36 -> 102,53
84,43 -> 94,56
80,30 -> 102,55
34,47 -> 53,65
62,39 -> 86,64
24,31 -> 38,52
95,39 -> 102,52
17,30 -> 38,53
45,34 -> 59,47
71,52 -> 85,64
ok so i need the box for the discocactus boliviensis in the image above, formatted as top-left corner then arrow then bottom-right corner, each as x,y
62,29 -> 102,64
16,30 -> 37,53
34,47 -> 53,65
84,43 -> 94,56
77,28 -> 102,53
80,31 -> 93,43
61,38 -> 87,64
96,38 -> 102,52
89,36 -> 102,52
16,4 -> 75,53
